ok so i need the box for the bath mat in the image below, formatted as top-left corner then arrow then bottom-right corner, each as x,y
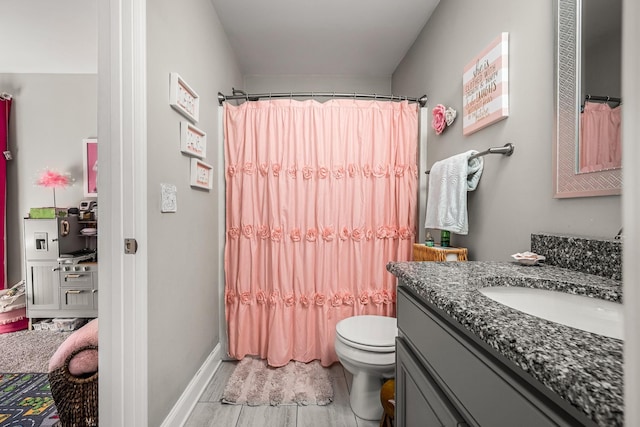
221,358 -> 334,406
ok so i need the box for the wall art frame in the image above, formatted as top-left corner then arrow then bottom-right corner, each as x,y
180,121 -> 207,158
190,158 -> 213,190
82,138 -> 98,197
462,32 -> 509,136
169,72 -> 200,123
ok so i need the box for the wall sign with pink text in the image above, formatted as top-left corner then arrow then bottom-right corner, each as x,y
463,32 -> 509,136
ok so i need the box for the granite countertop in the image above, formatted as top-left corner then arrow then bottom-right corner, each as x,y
387,261 -> 623,427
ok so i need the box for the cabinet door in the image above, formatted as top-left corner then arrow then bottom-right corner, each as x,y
396,338 -> 467,427
26,261 -> 60,312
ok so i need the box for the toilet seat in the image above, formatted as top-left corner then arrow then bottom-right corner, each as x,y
336,315 -> 397,353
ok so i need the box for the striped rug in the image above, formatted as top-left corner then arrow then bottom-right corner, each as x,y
222,357 -> 333,406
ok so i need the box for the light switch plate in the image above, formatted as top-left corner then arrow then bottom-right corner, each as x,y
161,183 -> 177,213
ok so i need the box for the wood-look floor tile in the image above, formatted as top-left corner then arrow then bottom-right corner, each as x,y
183,402 -> 241,427
235,405 -> 297,427
297,371 -> 358,427
199,360 -> 238,402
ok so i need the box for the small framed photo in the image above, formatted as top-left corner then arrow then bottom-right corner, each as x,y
82,138 -> 98,197
190,158 -> 213,190
169,72 -> 199,123
180,121 -> 207,158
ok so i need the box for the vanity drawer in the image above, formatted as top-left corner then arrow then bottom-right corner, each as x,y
397,286 -> 591,427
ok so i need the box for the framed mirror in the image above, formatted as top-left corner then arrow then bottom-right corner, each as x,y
553,0 -> 622,198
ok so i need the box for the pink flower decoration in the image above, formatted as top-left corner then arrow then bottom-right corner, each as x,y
243,162 -> 254,175
272,163 -> 282,177
37,169 -> 71,188
284,294 -> 296,307
331,293 -> 342,307
322,227 -> 335,242
314,293 -> 326,306
240,291 -> 252,305
371,290 -> 384,305
290,228 -> 302,242
358,291 -> 370,305
225,291 -> 236,304
394,165 -> 406,177
351,228 -> 363,242
242,224 -> 254,238
300,295 -> 311,307
270,227 -> 283,242
348,164 -> 359,177
287,165 -> 298,179
318,166 -> 329,179
339,227 -> 350,241
342,293 -> 355,306
258,225 -> 270,240
306,228 -> 318,242
228,227 -> 240,239
256,290 -> 267,305
432,104 -> 447,135
269,291 -> 280,307
362,164 -> 372,178
259,163 -> 269,176
399,227 -> 411,240
302,166 -> 313,180
333,166 -> 345,179
372,164 -> 387,178
227,165 -> 237,177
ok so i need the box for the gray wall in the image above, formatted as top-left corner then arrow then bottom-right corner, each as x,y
244,74 -> 391,95
392,0 -> 621,261
0,73 -> 97,285
146,0 -> 241,425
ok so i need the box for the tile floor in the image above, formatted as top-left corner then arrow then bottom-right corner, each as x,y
184,361 -> 381,427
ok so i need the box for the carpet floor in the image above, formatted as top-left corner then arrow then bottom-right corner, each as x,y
0,373 -> 60,426
0,330 -> 71,373
222,358 -> 334,407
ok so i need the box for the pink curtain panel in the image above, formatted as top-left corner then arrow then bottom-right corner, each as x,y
224,99 -> 418,367
579,101 -> 622,173
0,98 -> 11,290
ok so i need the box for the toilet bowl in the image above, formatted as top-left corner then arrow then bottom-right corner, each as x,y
335,315 -> 397,420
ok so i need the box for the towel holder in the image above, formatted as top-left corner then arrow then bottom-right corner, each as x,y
425,143 -> 514,174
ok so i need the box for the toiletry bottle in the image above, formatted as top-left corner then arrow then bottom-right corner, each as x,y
425,232 -> 434,247
440,230 -> 450,247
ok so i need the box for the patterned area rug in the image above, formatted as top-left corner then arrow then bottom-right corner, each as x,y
222,358 -> 334,406
0,373 -> 60,426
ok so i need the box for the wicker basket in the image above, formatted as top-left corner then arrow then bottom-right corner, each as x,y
48,345 -> 98,427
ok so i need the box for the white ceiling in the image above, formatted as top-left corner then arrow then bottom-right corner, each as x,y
210,0 -> 440,76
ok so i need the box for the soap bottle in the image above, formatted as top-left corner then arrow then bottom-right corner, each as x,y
440,230 -> 450,247
425,232 -> 434,247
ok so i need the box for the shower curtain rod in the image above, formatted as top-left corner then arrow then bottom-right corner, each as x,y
218,91 -> 428,107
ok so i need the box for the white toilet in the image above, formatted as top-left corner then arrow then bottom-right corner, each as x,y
335,315 -> 398,420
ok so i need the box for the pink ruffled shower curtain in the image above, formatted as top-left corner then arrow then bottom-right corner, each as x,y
579,101 -> 622,173
224,99 -> 418,367
0,97 -> 11,290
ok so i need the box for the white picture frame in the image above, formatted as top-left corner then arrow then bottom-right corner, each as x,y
190,158 -> 213,190
180,121 -> 207,158
82,138 -> 98,197
169,72 -> 199,123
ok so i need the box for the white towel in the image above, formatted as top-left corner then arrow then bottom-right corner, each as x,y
424,150 -> 484,235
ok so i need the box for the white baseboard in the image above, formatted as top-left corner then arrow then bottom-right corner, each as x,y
160,343 -> 221,427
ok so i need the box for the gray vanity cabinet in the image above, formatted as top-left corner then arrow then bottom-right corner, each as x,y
396,284 -> 596,427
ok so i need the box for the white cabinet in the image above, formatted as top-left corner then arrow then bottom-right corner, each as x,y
23,218 -> 98,320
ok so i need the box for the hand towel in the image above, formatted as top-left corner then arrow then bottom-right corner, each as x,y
424,150 -> 484,235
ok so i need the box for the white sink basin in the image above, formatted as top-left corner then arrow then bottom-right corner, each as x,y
478,286 -> 623,340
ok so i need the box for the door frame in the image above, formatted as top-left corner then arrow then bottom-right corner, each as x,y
98,0 -> 148,425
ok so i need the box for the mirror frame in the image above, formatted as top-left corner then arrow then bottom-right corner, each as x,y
553,0 -> 622,198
